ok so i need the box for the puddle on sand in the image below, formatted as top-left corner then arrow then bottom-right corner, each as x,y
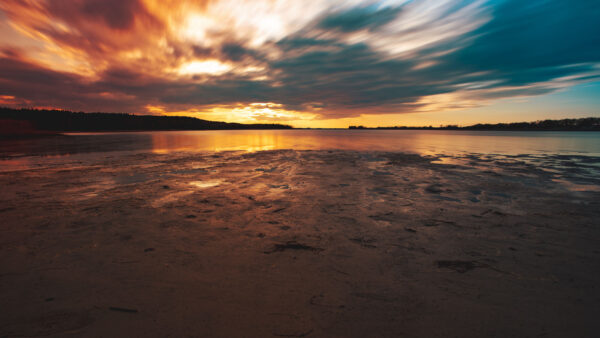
151,191 -> 195,207
431,157 -> 464,166
114,173 -> 150,185
190,180 -> 221,188
66,177 -> 116,201
552,179 -> 600,192
151,180 -> 222,207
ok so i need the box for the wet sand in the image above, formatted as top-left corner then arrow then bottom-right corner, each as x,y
1,149 -> 599,337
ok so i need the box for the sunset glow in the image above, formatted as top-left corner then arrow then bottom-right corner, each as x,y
0,0 -> 599,126
1,3 -> 600,336
177,60 -> 232,76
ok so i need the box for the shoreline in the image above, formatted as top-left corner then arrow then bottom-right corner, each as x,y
1,149 -> 599,336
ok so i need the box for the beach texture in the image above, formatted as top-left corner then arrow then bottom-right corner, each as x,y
1,150 -> 599,337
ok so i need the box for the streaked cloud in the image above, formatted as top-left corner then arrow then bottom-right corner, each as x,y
0,0 -> 599,125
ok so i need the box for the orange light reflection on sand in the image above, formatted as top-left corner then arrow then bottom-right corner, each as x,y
151,131 -> 284,153
148,129 -> 511,155
145,129 -> 600,157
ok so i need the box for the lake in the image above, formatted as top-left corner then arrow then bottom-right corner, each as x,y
1,130 -> 599,160
2,130 -> 600,337
2,130 -> 600,336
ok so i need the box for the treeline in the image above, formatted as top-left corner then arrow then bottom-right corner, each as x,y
349,117 -> 600,131
0,107 -> 292,134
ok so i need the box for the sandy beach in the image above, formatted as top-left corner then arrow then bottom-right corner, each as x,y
1,149 -> 599,337
3,0 -> 600,335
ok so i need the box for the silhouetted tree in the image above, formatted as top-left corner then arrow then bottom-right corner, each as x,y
0,107 -> 292,133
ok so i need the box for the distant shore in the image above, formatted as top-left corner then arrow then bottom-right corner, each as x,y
349,117 -> 600,131
2,107 -> 599,135
0,107 -> 292,136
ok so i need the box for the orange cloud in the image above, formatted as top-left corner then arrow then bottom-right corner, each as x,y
1,1 -> 598,127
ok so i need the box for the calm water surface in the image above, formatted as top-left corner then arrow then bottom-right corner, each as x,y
1,130 -> 600,159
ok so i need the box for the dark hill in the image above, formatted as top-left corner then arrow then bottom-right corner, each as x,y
0,107 -> 292,135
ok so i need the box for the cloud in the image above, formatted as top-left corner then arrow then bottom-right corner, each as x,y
0,55 -> 139,112
434,0 -> 600,86
49,0 -> 151,30
318,6 -> 402,32
0,0 -> 599,124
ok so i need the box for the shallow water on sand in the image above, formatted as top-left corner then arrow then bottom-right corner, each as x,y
1,131 -> 599,336
1,131 -> 599,189
1,130 -> 599,159
1,148 -> 599,336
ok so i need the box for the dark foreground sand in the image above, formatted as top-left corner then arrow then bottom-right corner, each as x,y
1,150 -> 599,337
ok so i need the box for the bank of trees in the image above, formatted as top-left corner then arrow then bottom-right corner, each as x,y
0,107 -> 292,132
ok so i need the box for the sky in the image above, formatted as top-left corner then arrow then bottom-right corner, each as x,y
0,0 -> 599,127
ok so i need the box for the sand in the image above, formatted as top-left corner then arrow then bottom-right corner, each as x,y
0,149 -> 599,337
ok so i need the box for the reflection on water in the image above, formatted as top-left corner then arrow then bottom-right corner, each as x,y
151,132 -> 281,153
1,130 -> 599,194
1,130 -> 599,160
0,133 -> 154,158
189,180 -> 222,189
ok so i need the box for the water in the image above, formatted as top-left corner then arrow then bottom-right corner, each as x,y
1,130 -> 599,159
1,129 -> 599,190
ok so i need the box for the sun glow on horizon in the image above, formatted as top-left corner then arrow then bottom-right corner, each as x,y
177,60 -> 231,76
145,102 -> 318,126
1,0 -> 599,127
